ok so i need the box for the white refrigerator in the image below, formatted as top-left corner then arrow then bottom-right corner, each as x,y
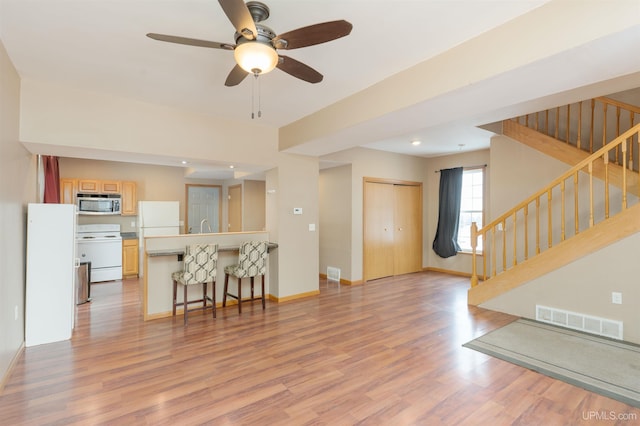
25,203 -> 77,347
138,201 -> 180,277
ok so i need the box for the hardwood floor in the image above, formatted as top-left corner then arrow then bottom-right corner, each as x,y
1,272 -> 638,425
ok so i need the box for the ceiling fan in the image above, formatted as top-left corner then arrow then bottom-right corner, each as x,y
147,0 -> 353,87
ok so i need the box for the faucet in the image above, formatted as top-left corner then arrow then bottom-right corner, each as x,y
200,218 -> 212,234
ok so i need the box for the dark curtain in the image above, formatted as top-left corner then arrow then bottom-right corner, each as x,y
432,167 -> 463,258
42,155 -> 60,203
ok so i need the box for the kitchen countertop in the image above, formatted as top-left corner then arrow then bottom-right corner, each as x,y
120,232 -> 138,240
147,242 -> 278,257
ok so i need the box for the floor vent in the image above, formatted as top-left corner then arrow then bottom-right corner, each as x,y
536,305 -> 623,340
327,266 -> 341,283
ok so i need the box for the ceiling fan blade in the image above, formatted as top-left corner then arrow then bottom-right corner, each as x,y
225,64 -> 249,87
277,56 -> 323,84
147,33 -> 234,50
218,0 -> 258,40
272,20 -> 353,50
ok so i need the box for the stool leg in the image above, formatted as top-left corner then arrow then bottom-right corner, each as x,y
223,273 -> 229,307
183,285 -> 188,325
203,282 -> 208,314
250,276 -> 254,301
237,277 -> 242,314
212,281 -> 216,319
261,275 -> 265,310
172,279 -> 177,317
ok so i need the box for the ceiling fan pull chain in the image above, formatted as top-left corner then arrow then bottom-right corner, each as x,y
258,74 -> 262,118
251,73 -> 256,119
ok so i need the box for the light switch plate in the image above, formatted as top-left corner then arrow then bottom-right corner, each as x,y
309,223 -> 316,231
293,207 -> 303,215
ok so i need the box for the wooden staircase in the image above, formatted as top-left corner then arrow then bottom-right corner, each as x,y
468,97 -> 640,306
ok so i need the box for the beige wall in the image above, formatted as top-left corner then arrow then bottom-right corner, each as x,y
483,233 -> 640,344
483,134 -> 640,344
0,40 -> 37,386
266,154 -> 319,298
319,164 -> 352,280
20,79 -> 279,168
321,147 -> 428,282
489,135 -> 570,219
243,180 -> 266,232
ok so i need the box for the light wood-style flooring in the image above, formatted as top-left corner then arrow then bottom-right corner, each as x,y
1,272 -> 638,425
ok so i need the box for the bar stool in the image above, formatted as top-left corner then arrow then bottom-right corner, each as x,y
223,241 -> 269,313
172,244 -> 218,325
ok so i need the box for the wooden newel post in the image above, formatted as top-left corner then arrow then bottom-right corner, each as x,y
470,222 -> 478,288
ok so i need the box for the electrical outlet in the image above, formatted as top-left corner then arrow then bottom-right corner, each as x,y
130,221 -> 136,227
612,292 -> 622,304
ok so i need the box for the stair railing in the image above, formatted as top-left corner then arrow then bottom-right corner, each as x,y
513,96 -> 640,172
470,123 -> 640,288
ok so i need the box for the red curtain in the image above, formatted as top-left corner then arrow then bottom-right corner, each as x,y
42,155 -> 60,203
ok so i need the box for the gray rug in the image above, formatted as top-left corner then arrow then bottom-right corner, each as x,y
463,318 -> 640,407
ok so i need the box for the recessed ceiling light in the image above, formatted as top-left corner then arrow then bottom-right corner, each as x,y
229,165 -> 235,169
181,160 -> 188,165
411,140 -> 421,146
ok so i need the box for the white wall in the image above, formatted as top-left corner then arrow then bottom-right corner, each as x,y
0,40 -> 37,386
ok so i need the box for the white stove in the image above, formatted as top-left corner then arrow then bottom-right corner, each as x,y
76,224 -> 122,283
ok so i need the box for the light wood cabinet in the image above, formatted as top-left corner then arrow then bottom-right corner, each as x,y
122,239 -> 139,278
60,178 -> 78,204
77,179 -> 100,193
77,179 -> 121,194
60,178 -> 137,215
101,180 -> 121,194
121,181 -> 137,216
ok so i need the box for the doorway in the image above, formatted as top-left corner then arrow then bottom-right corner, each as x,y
185,184 -> 222,234
363,178 -> 422,281
228,184 -> 242,232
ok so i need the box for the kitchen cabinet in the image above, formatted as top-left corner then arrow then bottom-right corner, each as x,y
122,238 -> 139,278
121,181 -> 137,216
77,179 -> 100,193
101,180 -> 121,194
78,179 -> 121,194
60,178 -> 137,215
60,178 -> 77,204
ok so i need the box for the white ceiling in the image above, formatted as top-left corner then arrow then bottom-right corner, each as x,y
2,0 -> 640,179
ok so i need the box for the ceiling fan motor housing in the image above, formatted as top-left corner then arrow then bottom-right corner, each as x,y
234,23 -> 276,45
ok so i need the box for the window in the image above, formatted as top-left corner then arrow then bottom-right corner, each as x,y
457,168 -> 484,252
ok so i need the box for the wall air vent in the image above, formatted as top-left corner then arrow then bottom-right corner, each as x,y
536,305 -> 623,340
327,266 -> 341,283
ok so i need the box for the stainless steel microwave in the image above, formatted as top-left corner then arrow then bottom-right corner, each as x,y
77,193 -> 121,215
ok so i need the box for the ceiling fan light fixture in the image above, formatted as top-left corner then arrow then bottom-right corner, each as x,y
234,42 -> 278,75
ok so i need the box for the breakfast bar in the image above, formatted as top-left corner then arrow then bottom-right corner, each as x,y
142,231 -> 276,320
